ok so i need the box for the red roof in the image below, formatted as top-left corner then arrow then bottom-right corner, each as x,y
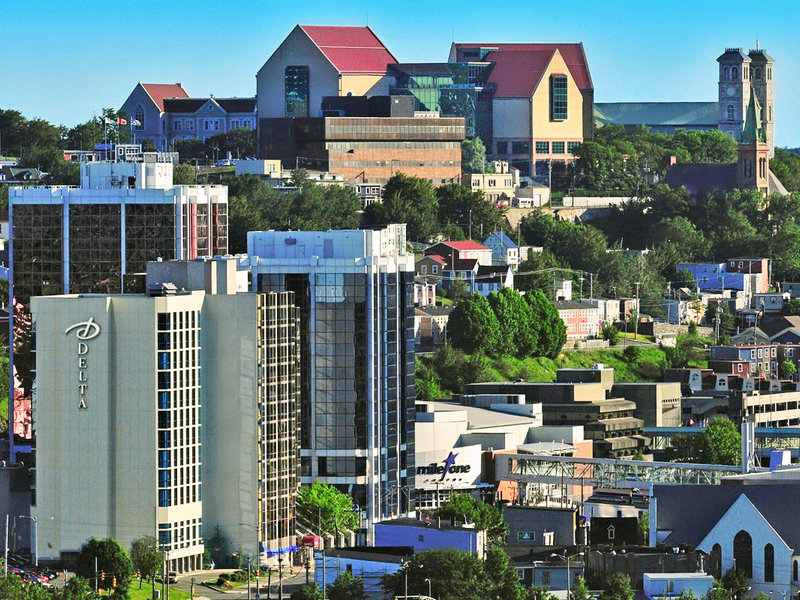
141,83 -> 189,111
300,25 -> 397,74
444,241 -> 490,251
453,43 -> 593,96
425,254 -> 447,265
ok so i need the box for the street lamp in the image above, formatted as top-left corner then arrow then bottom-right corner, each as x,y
425,577 -> 432,599
18,515 -> 51,566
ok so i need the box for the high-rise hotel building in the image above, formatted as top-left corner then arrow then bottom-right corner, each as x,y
9,146 -> 228,457
31,258 -> 299,571
246,225 -> 416,539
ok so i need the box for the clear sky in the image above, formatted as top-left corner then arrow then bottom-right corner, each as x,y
3,0 -> 799,146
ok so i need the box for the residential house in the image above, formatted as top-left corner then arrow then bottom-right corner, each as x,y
443,258 -> 480,293
514,181 -> 551,207
413,279 -> 436,306
0,166 -> 42,185
728,257 -> 770,294
620,298 -> 639,319
663,289 -> 706,325
709,344 -> 777,378
643,574 -> 714,600
586,298 -> 620,326
424,241 -> 493,267
414,306 -> 454,349
776,345 -> 800,380
416,255 -> 447,279
449,43 -> 594,179
554,300 -> 600,340
483,232 -> 520,267
475,265 -> 514,296
753,292 -> 790,314
760,316 -> 800,344
554,278 -> 573,301
119,82 -> 190,150
469,161 -> 519,205
652,483 -> 800,598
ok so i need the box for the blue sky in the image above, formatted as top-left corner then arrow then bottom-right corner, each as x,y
3,0 -> 800,146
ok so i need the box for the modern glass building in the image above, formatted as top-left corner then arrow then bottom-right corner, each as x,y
246,225 -> 415,541
388,62 -> 494,139
31,258 -> 300,571
9,147 -> 228,458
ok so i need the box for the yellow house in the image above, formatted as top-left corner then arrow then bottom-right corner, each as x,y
450,43 -> 594,178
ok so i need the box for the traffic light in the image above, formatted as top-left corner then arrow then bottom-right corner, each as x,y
100,571 -> 105,582
112,577 -> 117,587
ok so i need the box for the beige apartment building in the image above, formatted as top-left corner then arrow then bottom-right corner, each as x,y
31,259 -> 300,572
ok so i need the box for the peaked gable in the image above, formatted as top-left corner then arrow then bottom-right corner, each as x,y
140,83 -> 189,111
697,494 -> 794,553
299,25 -> 397,74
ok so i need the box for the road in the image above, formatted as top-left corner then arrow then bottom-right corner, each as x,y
172,568 -> 313,600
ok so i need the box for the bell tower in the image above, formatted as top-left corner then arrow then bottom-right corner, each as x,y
717,48 -> 750,141
737,89 -> 770,195
748,46 -> 775,156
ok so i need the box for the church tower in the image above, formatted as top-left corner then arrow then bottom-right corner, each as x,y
737,89 -> 770,195
717,48 -> 750,141
748,47 -> 775,156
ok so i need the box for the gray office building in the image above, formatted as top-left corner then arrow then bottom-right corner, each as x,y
246,225 -> 415,540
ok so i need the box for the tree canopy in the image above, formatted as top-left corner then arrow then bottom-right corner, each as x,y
671,417 -> 742,465
75,537 -> 133,593
296,482 -> 360,537
130,536 -> 161,588
435,493 -> 509,547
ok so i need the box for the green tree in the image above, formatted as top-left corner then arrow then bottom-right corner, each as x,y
673,269 -> 698,292
291,585 -> 324,600
435,493 -> 508,547
382,549 -> 522,600
599,573 -> 633,600
527,585 -> 558,600
130,535 -> 161,588
174,138 -> 206,161
436,183 -> 506,240
447,294 -> 503,355
57,575 -> 99,599
623,345 -> 641,363
783,298 -> 800,316
526,290 -> 567,358
570,576 -> 590,600
488,288 -> 540,357
699,417 -> 742,465
448,279 -> 470,302
721,568 -> 748,599
461,137 -> 487,174
601,325 -> 619,346
75,537 -> 133,594
415,358 -> 442,402
327,571 -> 366,600
780,360 -> 798,380
296,482 -> 359,537
173,163 -> 195,184
382,173 -> 440,241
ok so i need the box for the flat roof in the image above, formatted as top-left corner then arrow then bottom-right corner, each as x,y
421,401 -> 539,429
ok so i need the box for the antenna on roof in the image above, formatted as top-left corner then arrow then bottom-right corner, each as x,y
756,38 -> 759,50
366,10 -> 369,26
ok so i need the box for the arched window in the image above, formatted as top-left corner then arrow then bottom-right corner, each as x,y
134,105 -> 145,130
733,530 -> 753,578
732,66 -> 739,79
764,544 -> 774,582
710,544 -> 723,579
727,105 -> 735,121
755,67 -> 762,80
723,66 -> 731,80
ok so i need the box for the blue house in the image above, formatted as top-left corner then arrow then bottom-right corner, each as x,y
483,232 -> 520,267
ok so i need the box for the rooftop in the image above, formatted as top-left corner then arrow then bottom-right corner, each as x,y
418,400 -> 540,430
300,25 -> 397,75
140,82 -> 189,111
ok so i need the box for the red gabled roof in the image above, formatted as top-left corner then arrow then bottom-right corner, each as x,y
453,43 -> 593,96
141,83 -> 189,111
300,25 -> 397,74
424,254 -> 448,265
444,241 -> 490,251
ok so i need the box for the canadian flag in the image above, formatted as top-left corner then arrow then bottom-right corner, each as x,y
117,117 -> 127,125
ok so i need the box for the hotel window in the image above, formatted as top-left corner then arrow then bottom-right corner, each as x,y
568,142 -> 581,154
550,74 -> 568,120
552,141 -> 565,154
536,141 -> 550,154
285,65 -> 310,118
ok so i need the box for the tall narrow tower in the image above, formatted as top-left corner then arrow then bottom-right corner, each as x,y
717,48 -> 750,141
748,47 -> 775,156
737,89 -> 770,196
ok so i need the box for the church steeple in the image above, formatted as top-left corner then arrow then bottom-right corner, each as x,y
741,85 -> 767,144
737,86 -> 770,195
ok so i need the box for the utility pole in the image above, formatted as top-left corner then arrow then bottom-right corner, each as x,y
4,514 -> 7,577
634,281 -> 641,341
278,553 -> 284,600
715,302 -> 722,345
